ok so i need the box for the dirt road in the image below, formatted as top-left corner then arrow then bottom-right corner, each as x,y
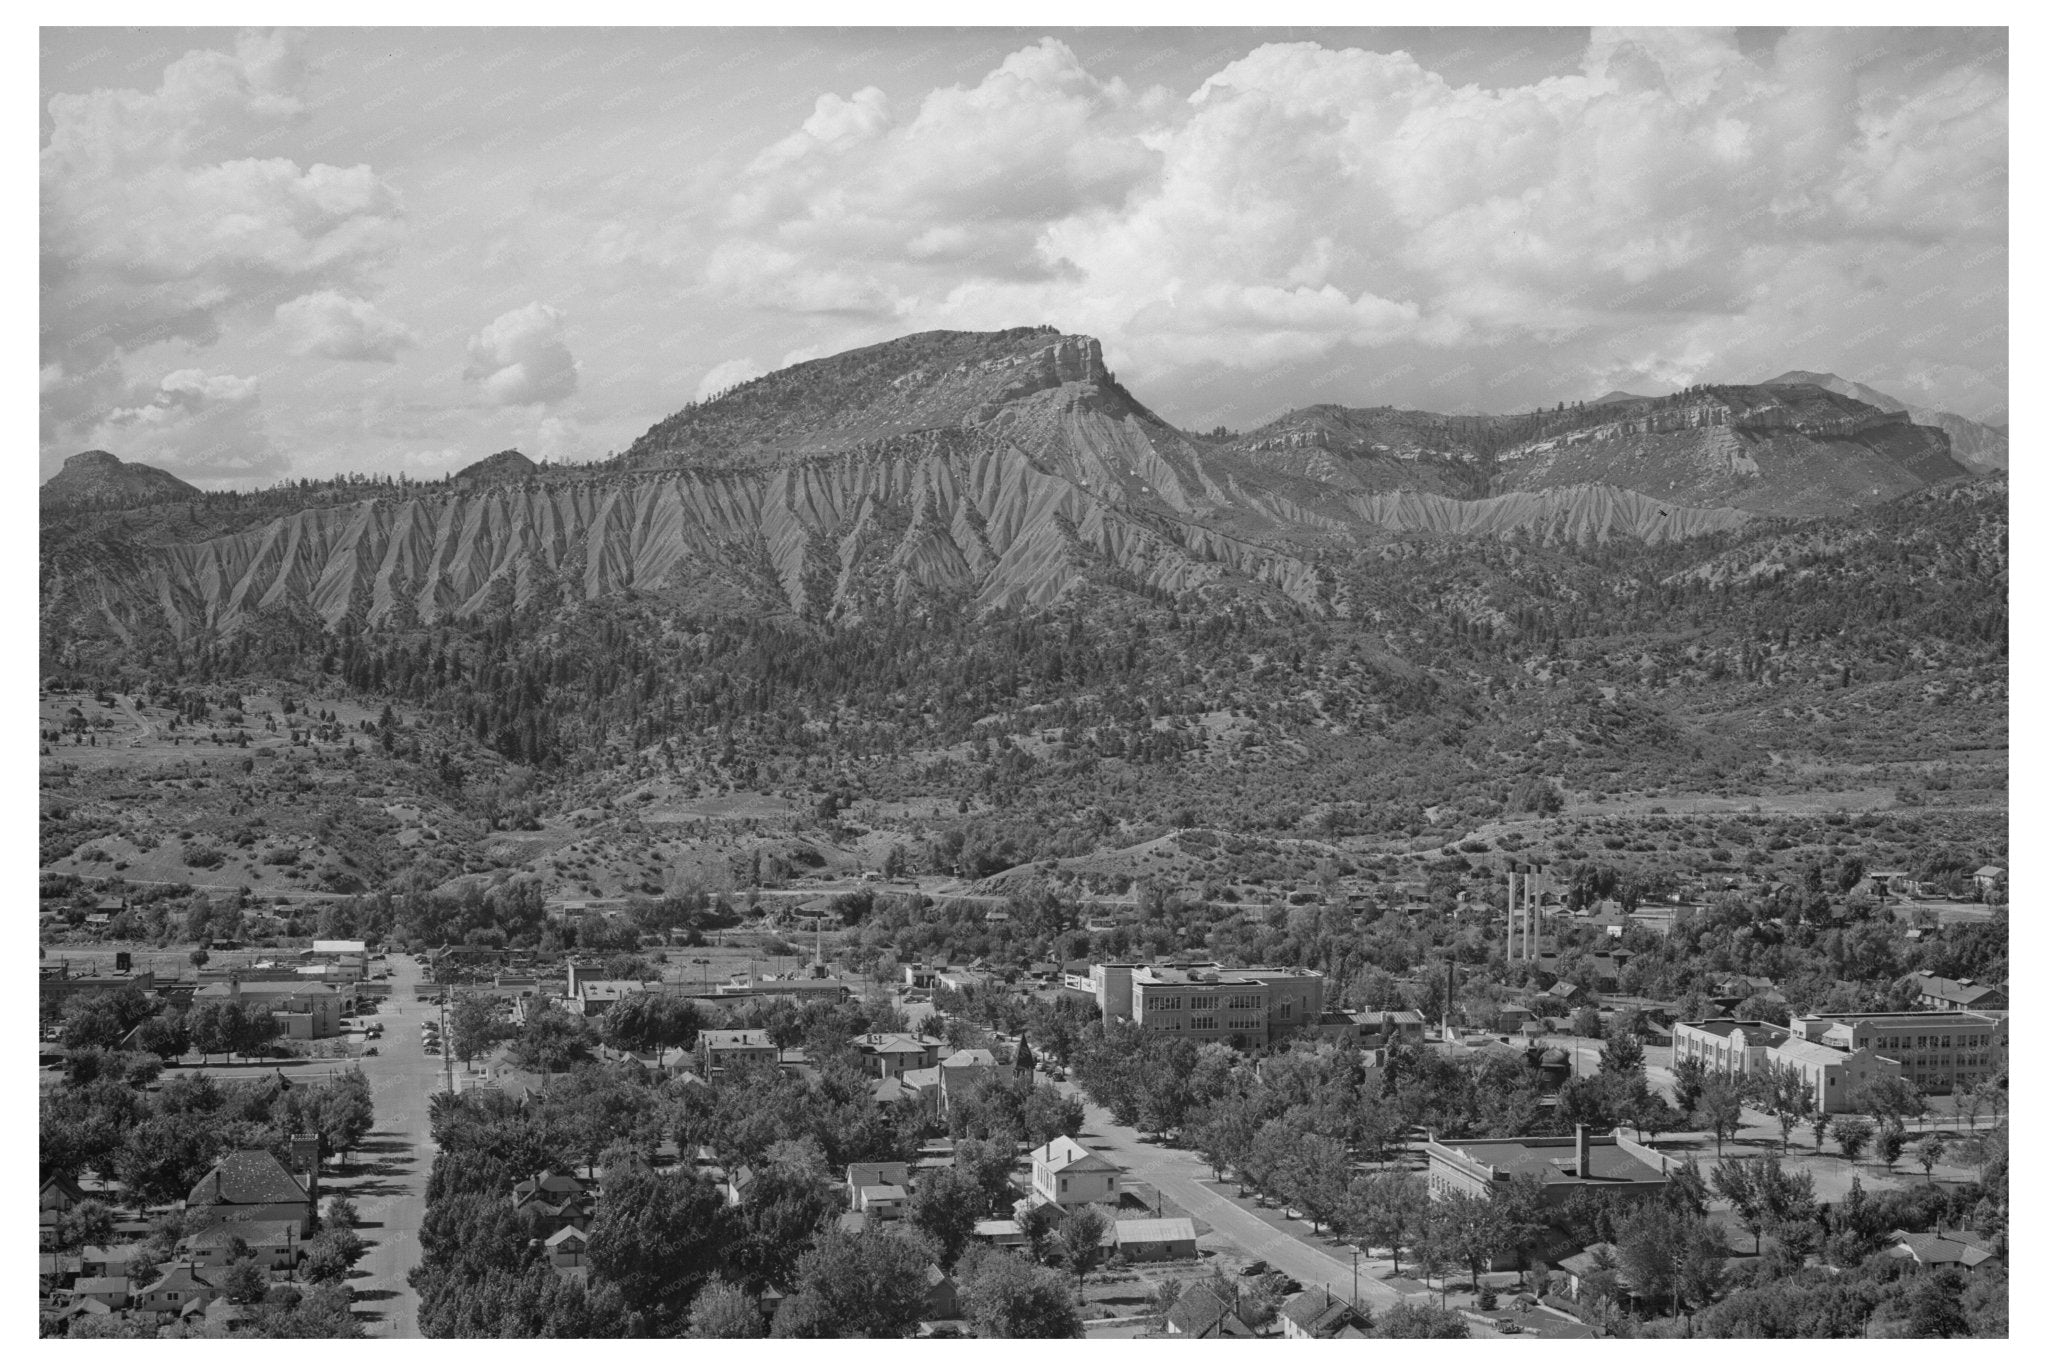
329,954 -> 445,1337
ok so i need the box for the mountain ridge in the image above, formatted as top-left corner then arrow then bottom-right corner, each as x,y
41,328 -> 1989,643
40,449 -> 201,508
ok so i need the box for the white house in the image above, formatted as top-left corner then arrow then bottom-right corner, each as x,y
1028,1135 -> 1123,1208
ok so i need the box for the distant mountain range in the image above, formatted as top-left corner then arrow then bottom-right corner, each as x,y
41,329 -> 1990,639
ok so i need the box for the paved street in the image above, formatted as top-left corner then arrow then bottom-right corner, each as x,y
328,955 -> 445,1337
1073,1099 -> 1410,1313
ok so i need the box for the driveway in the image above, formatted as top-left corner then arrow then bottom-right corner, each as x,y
328,955 -> 446,1337
1073,1099 -> 1413,1314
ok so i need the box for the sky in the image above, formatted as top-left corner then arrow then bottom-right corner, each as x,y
38,25 -> 2009,488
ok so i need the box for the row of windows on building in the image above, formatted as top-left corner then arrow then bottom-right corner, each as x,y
1873,1034 -> 1997,1052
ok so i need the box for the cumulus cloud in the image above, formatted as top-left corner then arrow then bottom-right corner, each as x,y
695,357 -> 767,403
89,370 -> 284,483
275,290 -> 418,361
41,29 -> 404,457
465,303 -> 580,406
692,30 -> 2006,415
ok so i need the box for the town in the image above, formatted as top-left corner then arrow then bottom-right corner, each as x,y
38,861 -> 2009,1338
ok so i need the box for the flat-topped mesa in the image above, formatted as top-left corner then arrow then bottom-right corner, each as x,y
1499,384 -> 1932,457
619,326 -> 1117,472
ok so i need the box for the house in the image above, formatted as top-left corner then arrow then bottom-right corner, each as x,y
1164,1281 -> 1254,1338
923,1264 -> 959,1318
41,1172 -> 86,1247
697,1029 -> 779,1071
1885,1229 -> 2001,1271
856,1183 -> 909,1220
132,1262 -> 216,1320
511,1170 -> 595,1237
1972,865 -> 2004,893
177,1220 -> 302,1271
972,1219 -> 1028,1249
40,1252 -> 83,1283
72,1275 -> 131,1310
1279,1286 -> 1368,1339
935,1048 -> 1005,1114
573,979 -> 646,1017
853,1032 -> 944,1079
846,1161 -> 912,1219
1028,1135 -> 1123,1208
1557,1242 -> 1625,1300
724,1165 -> 759,1208
201,1297 -> 259,1335
546,1225 -> 590,1270
1902,972 -> 2009,1013
1112,1217 -> 1197,1261
846,1161 -> 910,1199
186,1143 -> 319,1235
1355,1009 -> 1427,1048
1425,1127 -> 1669,1209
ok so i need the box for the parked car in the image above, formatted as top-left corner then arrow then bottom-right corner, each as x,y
1240,1261 -> 1268,1277
363,1046 -> 379,1056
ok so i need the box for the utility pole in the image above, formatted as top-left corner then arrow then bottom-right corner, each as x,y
439,991 -> 453,1094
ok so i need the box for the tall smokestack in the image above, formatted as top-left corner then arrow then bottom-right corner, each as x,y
1506,871 -> 1518,956
1575,1123 -> 1591,1177
1531,866 -> 1541,962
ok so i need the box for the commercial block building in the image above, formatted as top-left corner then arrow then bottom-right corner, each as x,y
1424,1126 -> 1670,1208
1089,960 -> 1325,1047
1672,1018 -> 1792,1079
1785,1011 -> 2007,1098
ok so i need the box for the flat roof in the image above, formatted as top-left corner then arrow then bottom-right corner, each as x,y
1435,1137 -> 1664,1186
1679,1018 -> 1789,1042
1805,1012 -> 2003,1025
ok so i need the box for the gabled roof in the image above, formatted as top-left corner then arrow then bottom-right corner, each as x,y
513,1170 -> 588,1199
1281,1286 -> 1363,1336
138,1263 -> 214,1297
940,1048 -> 998,1068
41,1172 -> 86,1204
1029,1135 -> 1123,1176
1558,1242 -> 1625,1281
180,1220 -> 298,1248
545,1225 -> 590,1246
188,1150 -> 309,1208
1166,1283 -> 1252,1338
1114,1217 -> 1195,1244
856,1032 -> 937,1053
1888,1230 -> 2000,1268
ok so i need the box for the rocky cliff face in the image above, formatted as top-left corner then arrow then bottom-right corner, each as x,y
1759,370 -> 2007,475
1493,384 -> 1964,515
